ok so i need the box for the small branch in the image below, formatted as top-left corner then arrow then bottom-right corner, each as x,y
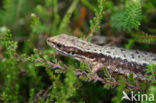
89,13 -> 102,37
141,31 -> 156,39
91,74 -> 143,91
20,55 -> 64,70
89,0 -> 105,37
107,35 -> 123,46
20,52 -> 144,91
41,85 -> 53,99
75,69 -> 144,91
32,90 -> 44,103
35,58 -> 64,70
74,7 -> 87,29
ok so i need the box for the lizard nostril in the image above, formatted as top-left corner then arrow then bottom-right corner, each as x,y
47,38 -> 50,43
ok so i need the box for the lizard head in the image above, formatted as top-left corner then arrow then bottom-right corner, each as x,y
47,34 -> 76,49
47,34 -> 84,57
47,34 -> 97,61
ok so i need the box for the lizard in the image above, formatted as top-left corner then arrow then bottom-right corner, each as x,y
47,34 -> 156,81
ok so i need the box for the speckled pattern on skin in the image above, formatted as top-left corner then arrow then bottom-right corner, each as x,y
47,34 -> 156,81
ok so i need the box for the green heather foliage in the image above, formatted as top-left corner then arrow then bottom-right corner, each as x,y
111,0 -> 142,31
89,0 -> 105,35
112,77 -> 126,103
0,0 -> 156,103
146,63 -> 156,84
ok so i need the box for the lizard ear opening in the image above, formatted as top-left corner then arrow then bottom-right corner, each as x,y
47,38 -> 50,43
71,51 -> 75,55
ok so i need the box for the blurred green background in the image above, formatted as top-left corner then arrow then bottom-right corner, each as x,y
0,0 -> 156,103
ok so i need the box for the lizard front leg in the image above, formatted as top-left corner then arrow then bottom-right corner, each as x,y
91,62 -> 104,73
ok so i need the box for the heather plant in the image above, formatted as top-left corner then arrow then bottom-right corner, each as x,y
0,0 -> 156,103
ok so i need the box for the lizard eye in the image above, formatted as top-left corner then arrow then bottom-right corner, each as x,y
56,43 -> 62,48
